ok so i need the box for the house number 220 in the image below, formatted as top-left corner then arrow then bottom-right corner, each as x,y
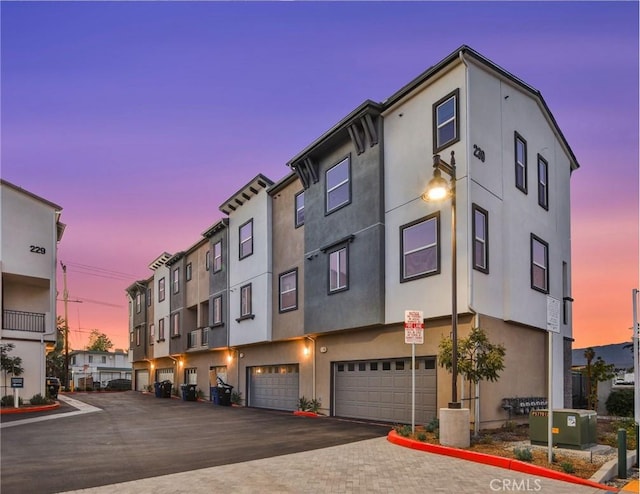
30,245 -> 46,254
473,144 -> 486,163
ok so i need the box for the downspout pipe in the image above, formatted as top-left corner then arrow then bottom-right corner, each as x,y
305,336 -> 316,400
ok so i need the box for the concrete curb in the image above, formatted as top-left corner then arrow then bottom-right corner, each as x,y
387,430 -> 618,492
590,451 -> 637,484
293,411 -> 322,418
0,402 -> 60,415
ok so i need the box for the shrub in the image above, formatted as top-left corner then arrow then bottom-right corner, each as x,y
308,398 -> 321,413
297,396 -> 310,411
425,417 -> 439,433
606,389 -> 634,417
1,395 -> 23,407
393,424 -> 412,437
230,391 -> 243,405
478,434 -> 494,445
513,447 -> 533,462
417,432 -> 427,442
560,461 -> 575,474
30,394 -> 52,405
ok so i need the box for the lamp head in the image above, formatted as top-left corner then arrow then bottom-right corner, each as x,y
422,170 -> 451,202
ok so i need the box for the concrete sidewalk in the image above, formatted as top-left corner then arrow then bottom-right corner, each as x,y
59,437 -> 608,494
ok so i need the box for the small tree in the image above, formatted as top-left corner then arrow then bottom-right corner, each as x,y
86,330 -> 113,352
46,317 -> 66,379
582,349 -> 615,411
1,343 -> 24,377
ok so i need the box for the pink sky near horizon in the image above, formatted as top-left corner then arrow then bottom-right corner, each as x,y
2,2 -> 638,352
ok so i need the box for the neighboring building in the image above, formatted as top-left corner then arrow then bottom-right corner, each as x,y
69,349 -> 131,390
127,46 -> 577,429
0,179 -> 65,400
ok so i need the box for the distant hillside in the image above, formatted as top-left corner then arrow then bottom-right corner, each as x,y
572,342 -> 634,370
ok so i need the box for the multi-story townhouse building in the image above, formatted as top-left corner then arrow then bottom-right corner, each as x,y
1,180 -> 65,399
128,46 -> 577,429
69,349 -> 131,390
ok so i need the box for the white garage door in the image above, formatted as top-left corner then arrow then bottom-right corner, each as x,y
135,370 -> 149,391
334,357 -> 437,424
157,368 -> 174,383
248,364 -> 299,411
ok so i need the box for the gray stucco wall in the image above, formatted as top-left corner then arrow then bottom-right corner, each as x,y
208,228 -> 229,349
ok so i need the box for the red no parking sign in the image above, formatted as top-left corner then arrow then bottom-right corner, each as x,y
404,310 -> 424,344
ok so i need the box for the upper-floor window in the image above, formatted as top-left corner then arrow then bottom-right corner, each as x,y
400,213 -> 440,282
433,89 -> 459,152
213,241 -> 222,272
172,268 -> 180,294
240,284 -> 252,318
149,323 -> 155,345
135,292 -> 141,313
186,263 -> 192,282
89,355 -> 94,363
472,204 -> 489,274
515,132 -> 528,193
537,154 -> 549,210
205,250 -> 211,271
295,191 -> 305,227
531,234 -> 549,293
239,219 -> 253,259
72,356 -> 76,365
147,288 -> 152,307
188,330 -> 197,348
158,277 -> 166,302
172,312 -> 180,337
101,356 -> 106,364
201,328 -> 209,346
279,269 -> 298,312
135,327 -> 140,346
213,295 -> 223,325
329,246 -> 348,293
326,157 -> 350,213
158,318 -> 165,341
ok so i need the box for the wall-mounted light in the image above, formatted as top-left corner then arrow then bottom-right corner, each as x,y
227,353 -> 233,363
179,360 -> 184,368
303,346 -> 310,357
239,352 -> 244,358
320,346 -> 328,354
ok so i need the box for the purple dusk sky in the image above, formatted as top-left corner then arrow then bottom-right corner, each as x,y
2,2 -> 638,351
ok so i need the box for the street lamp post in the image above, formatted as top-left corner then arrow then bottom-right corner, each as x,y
423,151 -> 460,409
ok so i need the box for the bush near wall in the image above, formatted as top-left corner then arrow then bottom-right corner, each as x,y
605,388 -> 634,417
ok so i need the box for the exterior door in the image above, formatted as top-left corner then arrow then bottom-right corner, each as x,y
248,364 -> 299,411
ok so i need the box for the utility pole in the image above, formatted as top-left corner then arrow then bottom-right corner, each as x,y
61,262 -> 69,390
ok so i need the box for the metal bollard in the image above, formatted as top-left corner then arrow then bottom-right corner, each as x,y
618,429 -> 627,479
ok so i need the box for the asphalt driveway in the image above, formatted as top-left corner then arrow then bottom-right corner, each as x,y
1,392 -> 388,494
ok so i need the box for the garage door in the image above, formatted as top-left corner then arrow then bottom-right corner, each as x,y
334,357 -> 437,424
135,370 -> 149,391
157,368 -> 174,383
248,364 -> 299,411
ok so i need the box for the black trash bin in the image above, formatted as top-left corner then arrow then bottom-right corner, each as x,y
218,384 -> 233,406
181,384 -> 198,401
46,377 -> 60,399
160,380 -> 172,398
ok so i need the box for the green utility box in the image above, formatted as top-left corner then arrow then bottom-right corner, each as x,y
529,409 -> 597,450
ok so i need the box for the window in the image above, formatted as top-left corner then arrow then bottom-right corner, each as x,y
101,356 -> 106,364
72,356 -> 76,365
239,219 -> 253,259
172,312 -> 180,337
537,154 -> 549,210
213,295 -> 223,325
240,284 -> 252,318
400,213 -> 439,282
201,328 -> 209,346
531,234 -> 549,293
213,241 -> 222,272
135,328 -> 140,346
147,288 -> 152,307
326,157 -> 350,213
515,132 -> 527,193
295,191 -> 305,227
188,330 -> 197,348
149,323 -> 155,345
279,269 -> 298,312
433,89 -> 459,152
158,277 -> 166,302
205,250 -> 211,271
172,268 -> 180,294
135,292 -> 141,313
329,247 -> 348,292
89,355 -> 94,363
186,263 -> 192,281
158,318 -> 165,341
472,204 -> 489,273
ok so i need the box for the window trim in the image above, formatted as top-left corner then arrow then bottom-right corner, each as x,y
294,190 -> 305,228
213,240 -> 222,272
188,330 -> 197,348
433,88 -> 460,153
279,268 -> 298,313
325,156 -> 351,214
172,268 -> 180,294
157,318 -> 165,342
328,245 -> 349,294
237,283 -> 254,321
147,288 -> 152,307
149,323 -> 155,345
158,277 -> 165,302
239,219 -> 254,260
171,312 -> 180,338
212,295 -> 223,326
530,234 -> 549,293
185,262 -> 192,282
135,292 -> 141,314
537,154 -> 549,210
472,204 -> 489,274
399,212 -> 441,283
201,327 -> 209,347
514,131 -> 528,194
205,250 -> 211,271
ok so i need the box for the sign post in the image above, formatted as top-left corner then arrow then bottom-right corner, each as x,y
11,377 -> 24,409
546,296 -> 561,463
405,310 -> 424,434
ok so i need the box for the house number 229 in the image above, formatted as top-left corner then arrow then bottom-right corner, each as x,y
473,144 -> 486,163
30,245 -> 46,254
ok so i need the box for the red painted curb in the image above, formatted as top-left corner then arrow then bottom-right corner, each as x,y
387,431 -> 617,492
293,411 -> 320,418
0,402 -> 60,415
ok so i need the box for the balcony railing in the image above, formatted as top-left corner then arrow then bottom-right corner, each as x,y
3,310 -> 45,333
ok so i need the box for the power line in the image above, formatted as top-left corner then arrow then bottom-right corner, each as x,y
62,261 -> 137,279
